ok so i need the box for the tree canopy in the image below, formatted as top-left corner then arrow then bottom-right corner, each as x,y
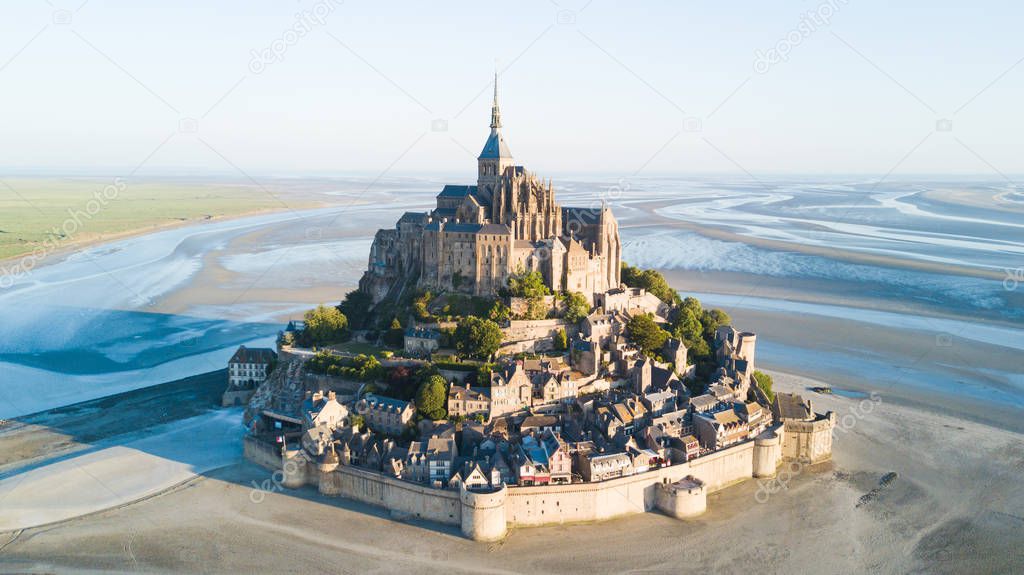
505,270 -> 551,299
338,290 -> 373,329
562,291 -> 590,323
621,262 -> 681,305
304,304 -> 349,345
416,374 -> 448,420
753,370 -> 775,402
626,313 -> 670,357
553,328 -> 568,351
454,316 -> 504,360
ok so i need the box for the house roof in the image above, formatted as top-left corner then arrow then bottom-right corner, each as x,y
449,385 -> 490,401
689,394 -> 720,412
229,346 -> 277,364
405,327 -> 440,340
774,393 -> 812,421
363,394 -> 412,412
521,415 -> 558,430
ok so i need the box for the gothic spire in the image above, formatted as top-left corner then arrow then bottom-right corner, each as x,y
490,71 -> 502,131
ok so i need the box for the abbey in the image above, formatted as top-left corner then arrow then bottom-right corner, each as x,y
359,76 -> 621,303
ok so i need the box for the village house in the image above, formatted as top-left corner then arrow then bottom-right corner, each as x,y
361,394 -> 415,436
222,346 -> 277,407
488,362 -> 533,418
301,390 -> 349,431
693,408 -> 749,450
448,383 -> 491,420
581,451 -> 634,482
404,327 -> 441,356
406,435 -> 458,485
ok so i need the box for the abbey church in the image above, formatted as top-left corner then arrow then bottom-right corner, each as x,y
359,76 -> 621,304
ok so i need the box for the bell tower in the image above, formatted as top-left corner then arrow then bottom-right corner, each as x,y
477,72 -> 513,198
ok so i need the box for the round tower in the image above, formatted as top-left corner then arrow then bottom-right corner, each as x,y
281,447 -> 310,489
459,483 -> 508,542
655,476 -> 707,519
753,426 -> 783,478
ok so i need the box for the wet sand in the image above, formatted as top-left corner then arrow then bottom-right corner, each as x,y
1,372 -> 1020,574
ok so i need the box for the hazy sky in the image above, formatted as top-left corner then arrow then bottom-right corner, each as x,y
1,1 -> 1021,178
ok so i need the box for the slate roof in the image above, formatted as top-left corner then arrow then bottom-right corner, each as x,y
442,223 -> 511,235
229,346 -> 277,365
437,185 -> 477,198
479,131 -> 512,159
398,211 -> 428,224
774,392 -> 813,421
405,328 -> 440,340
562,206 -> 603,226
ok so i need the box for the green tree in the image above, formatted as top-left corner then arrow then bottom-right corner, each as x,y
338,290 -> 373,329
686,336 -> 711,362
525,296 -> 549,320
488,300 -> 511,323
384,317 -> 405,347
626,313 -> 670,356
672,308 -> 703,343
563,291 -> 590,323
553,328 -> 568,351
681,296 -> 703,318
416,374 -> 448,420
753,370 -> 775,402
454,316 -> 504,360
701,308 -> 732,340
620,262 -> 680,305
304,304 -> 348,345
506,270 -> 551,298
349,413 -> 365,429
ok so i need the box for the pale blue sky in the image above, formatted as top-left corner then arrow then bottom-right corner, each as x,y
0,0 -> 1021,177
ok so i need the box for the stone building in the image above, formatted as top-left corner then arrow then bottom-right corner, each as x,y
448,384 -> 491,420
404,327 -> 440,356
222,346 -> 277,407
772,392 -> 836,463
360,75 -> 621,304
360,394 -> 415,436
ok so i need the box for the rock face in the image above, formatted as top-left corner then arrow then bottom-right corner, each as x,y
244,359 -> 306,429
359,76 -> 621,304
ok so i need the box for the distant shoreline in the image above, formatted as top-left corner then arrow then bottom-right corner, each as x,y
0,203 -> 325,270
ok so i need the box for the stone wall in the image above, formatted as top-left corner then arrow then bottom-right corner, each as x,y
244,436 -> 282,471
500,319 -> 577,354
782,414 -> 836,464
319,465 -> 462,526
257,422 -> 808,541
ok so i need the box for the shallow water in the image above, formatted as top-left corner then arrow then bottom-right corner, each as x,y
0,175 -> 1020,421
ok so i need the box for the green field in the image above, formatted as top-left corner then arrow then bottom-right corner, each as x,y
0,178 -> 304,261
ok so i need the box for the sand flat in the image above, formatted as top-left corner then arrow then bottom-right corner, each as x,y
1,372 -> 1021,574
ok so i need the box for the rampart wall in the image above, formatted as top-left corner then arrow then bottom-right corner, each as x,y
256,419 -> 831,541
